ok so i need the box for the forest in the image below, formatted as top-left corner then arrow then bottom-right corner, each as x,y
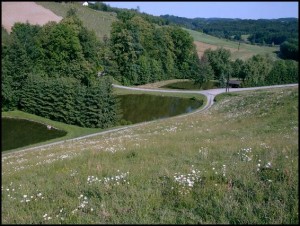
2,9 -> 119,128
2,5 -> 298,129
160,15 -> 298,46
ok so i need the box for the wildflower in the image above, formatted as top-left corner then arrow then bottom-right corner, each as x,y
265,162 -> 272,168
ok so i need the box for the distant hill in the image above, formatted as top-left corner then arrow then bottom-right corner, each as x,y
160,15 -> 298,45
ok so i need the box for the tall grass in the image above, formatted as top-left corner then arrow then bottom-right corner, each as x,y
2,86 -> 298,224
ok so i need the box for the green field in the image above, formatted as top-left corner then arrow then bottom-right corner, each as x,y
2,86 -> 298,224
36,1 -> 116,39
185,28 -> 279,60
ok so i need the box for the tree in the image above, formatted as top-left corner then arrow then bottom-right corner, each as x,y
280,39 -> 298,61
241,54 -> 273,87
193,54 -> 214,85
204,48 -> 231,81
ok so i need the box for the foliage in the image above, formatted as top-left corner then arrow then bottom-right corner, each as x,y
109,15 -> 200,85
161,15 -> 298,45
2,10 -> 119,128
193,48 -> 298,88
203,48 -> 232,80
279,39 -> 298,61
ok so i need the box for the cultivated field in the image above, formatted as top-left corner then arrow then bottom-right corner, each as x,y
2,86 -> 298,224
1,2 -> 62,33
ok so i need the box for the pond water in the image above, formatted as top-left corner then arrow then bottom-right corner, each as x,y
118,94 -> 203,124
161,80 -> 219,90
2,118 -> 67,151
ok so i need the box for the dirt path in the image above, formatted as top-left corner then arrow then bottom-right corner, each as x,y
1,2 -> 62,32
2,83 -> 298,156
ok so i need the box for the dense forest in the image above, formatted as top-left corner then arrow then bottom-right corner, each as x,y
2,9 -> 119,128
107,11 -> 200,85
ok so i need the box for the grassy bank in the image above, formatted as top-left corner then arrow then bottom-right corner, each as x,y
2,86 -> 298,224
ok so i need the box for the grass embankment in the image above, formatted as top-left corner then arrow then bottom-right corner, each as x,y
186,28 -> 279,60
36,2 -> 116,39
2,86 -> 298,224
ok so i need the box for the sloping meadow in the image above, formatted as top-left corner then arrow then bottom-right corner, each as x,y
2,87 -> 298,224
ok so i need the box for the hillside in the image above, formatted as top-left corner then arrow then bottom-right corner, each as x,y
36,2 -> 116,39
2,86 -> 298,224
186,28 -> 279,60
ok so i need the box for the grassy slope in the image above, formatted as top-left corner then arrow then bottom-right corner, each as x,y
2,87 -> 298,224
186,28 -> 279,60
36,1 -> 116,39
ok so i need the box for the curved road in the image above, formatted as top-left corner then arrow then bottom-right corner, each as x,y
2,83 -> 298,156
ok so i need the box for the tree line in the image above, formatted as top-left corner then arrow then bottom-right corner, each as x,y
195,48 -> 298,88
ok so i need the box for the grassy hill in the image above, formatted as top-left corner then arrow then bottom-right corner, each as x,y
186,28 -> 279,60
36,1 -> 116,39
2,86 -> 298,224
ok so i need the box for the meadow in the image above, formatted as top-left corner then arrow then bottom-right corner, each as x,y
2,86 -> 298,224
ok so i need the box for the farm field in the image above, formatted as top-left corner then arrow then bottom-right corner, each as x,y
1,2 -> 62,33
2,86 -> 298,224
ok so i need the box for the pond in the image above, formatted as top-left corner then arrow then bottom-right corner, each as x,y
118,94 -> 203,124
2,118 -> 67,152
161,80 -> 219,90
